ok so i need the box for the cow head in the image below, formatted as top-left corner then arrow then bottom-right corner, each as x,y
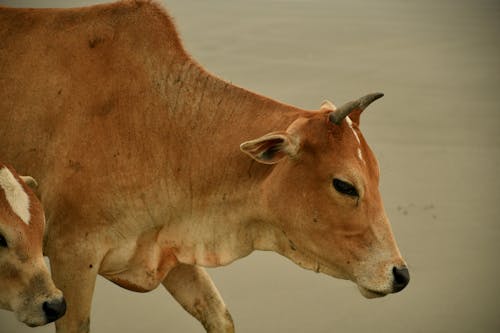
241,93 -> 409,298
0,164 -> 66,326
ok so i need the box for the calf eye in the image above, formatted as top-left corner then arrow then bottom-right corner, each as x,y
333,179 -> 359,197
0,234 -> 7,248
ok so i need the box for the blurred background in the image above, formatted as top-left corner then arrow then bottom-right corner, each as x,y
0,0 -> 499,332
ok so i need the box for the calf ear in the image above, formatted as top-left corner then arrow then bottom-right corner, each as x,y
20,176 -> 38,189
240,132 -> 300,164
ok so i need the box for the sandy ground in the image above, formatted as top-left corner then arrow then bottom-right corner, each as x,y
0,0 -> 499,332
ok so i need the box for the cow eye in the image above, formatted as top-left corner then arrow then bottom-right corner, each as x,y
333,179 -> 359,197
0,234 -> 7,248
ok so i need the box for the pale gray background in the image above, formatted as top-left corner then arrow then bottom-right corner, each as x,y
0,0 -> 499,332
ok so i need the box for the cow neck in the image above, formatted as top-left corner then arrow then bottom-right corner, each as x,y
156,58 -> 303,266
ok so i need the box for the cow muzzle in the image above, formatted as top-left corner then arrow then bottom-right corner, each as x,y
357,264 -> 410,299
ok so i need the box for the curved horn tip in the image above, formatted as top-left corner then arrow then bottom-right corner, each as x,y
329,92 -> 384,125
359,92 -> 384,110
369,92 -> 384,101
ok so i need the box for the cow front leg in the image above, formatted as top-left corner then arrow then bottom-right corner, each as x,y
48,247 -> 100,333
162,264 -> 235,333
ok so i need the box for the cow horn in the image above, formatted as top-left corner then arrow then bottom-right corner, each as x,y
328,92 -> 384,124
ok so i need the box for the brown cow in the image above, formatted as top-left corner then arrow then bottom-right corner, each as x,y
0,162 -> 66,326
0,1 -> 409,332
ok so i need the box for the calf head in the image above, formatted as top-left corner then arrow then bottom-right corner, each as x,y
0,163 -> 66,326
241,93 -> 409,298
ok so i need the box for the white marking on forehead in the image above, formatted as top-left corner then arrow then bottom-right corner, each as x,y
357,148 -> 364,162
346,116 -> 361,144
0,167 -> 31,225
345,116 -> 353,127
346,116 -> 364,162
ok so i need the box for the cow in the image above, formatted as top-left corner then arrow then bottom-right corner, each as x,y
0,162 -> 66,326
0,1 -> 409,332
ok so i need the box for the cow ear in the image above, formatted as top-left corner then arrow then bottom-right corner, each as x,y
240,132 -> 300,164
20,176 -> 38,189
320,99 -> 337,112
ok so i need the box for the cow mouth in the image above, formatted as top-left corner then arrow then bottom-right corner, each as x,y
358,286 -> 388,299
285,240 -> 395,300
286,245 -> 391,299
18,314 -> 46,328
26,321 -> 44,328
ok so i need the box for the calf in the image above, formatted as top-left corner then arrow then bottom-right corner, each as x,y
0,162 -> 66,326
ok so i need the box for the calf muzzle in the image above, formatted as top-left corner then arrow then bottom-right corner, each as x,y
43,297 -> 67,323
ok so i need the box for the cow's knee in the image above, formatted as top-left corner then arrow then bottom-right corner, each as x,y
194,298 -> 234,333
163,265 -> 234,333
206,309 -> 234,333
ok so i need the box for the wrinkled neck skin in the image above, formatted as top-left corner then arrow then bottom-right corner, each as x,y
154,73 -> 302,268
161,206 -> 294,268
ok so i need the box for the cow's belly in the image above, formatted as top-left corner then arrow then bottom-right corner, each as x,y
99,230 -> 179,292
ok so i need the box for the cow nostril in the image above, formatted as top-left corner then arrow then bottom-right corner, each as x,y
43,297 -> 67,323
392,266 -> 410,292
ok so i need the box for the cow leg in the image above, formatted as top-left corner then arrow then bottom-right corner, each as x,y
48,246 -> 100,333
162,264 -> 235,333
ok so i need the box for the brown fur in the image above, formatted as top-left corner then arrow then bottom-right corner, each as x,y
0,1 -> 407,332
